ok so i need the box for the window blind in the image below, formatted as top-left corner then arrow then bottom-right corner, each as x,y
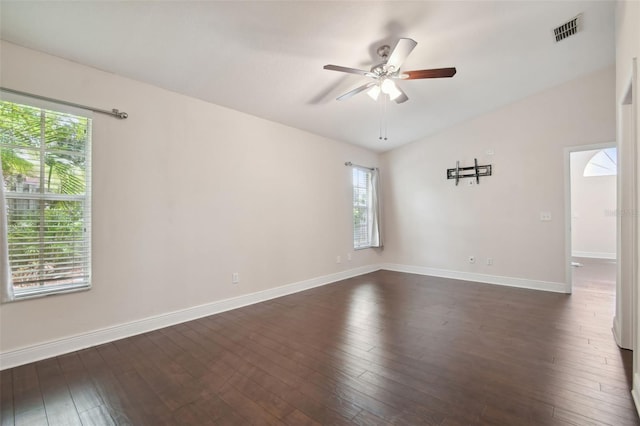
1,99 -> 91,297
352,167 -> 371,249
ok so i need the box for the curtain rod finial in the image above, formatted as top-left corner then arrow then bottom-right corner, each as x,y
112,109 -> 128,119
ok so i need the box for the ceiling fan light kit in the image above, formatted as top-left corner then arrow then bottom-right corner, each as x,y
367,85 -> 381,101
367,78 -> 402,101
324,37 -> 457,140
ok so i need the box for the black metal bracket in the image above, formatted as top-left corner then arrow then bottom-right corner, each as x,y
447,158 -> 492,185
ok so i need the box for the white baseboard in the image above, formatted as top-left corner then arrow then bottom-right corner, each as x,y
0,264 -> 380,370
380,263 -> 571,294
572,251 -> 617,260
0,263 -> 575,369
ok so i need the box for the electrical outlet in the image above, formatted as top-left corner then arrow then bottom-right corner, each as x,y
336,256 -> 341,264
469,256 -> 475,264
232,272 -> 239,284
487,258 -> 493,266
540,211 -> 552,221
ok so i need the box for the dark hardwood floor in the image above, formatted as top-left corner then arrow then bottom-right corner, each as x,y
1,259 -> 638,425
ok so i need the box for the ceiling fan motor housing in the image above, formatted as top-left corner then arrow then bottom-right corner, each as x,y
376,44 -> 391,59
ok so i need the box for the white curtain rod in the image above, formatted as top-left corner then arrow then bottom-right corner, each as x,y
0,87 -> 128,119
344,162 -> 375,170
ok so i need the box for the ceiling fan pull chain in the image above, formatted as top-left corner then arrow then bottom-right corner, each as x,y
383,95 -> 388,141
378,95 -> 384,140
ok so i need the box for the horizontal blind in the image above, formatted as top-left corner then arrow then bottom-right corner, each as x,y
352,167 -> 371,249
1,100 -> 91,296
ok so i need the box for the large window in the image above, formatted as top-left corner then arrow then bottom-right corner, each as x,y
352,166 -> 382,249
1,99 -> 91,299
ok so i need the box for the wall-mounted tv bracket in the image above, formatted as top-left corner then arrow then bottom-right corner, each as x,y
447,158 -> 492,185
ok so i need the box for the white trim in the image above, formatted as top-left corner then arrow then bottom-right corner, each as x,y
615,60 -> 637,352
572,251 -> 617,260
380,263 -> 571,293
0,264 -> 380,370
629,57 -> 639,418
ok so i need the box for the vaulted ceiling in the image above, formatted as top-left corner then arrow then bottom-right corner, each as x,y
0,1 -> 615,152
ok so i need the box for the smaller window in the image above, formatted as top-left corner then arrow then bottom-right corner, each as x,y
351,166 -> 382,250
584,148 -> 617,177
352,167 -> 372,249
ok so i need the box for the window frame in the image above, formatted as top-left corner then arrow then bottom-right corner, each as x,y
1,96 -> 92,301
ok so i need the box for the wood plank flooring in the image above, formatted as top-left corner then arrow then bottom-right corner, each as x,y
1,259 -> 638,425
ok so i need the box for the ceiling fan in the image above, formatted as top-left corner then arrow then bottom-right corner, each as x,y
324,38 -> 456,104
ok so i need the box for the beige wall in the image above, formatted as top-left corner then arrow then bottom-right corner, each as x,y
380,66 -> 615,286
0,41 -> 382,353
570,149 -> 617,259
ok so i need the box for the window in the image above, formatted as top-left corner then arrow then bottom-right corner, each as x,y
1,99 -> 91,299
584,148 -> 617,177
352,167 -> 371,248
352,166 -> 382,249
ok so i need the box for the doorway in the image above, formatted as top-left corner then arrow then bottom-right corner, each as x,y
570,147 -> 617,261
568,145 -> 617,308
565,143 -> 617,300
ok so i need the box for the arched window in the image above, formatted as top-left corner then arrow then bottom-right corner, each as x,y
583,148 -> 617,177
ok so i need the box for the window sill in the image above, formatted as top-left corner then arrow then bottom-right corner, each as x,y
354,244 -> 383,251
8,283 -> 91,303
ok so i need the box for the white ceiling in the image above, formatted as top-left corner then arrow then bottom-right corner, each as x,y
0,1 -> 615,152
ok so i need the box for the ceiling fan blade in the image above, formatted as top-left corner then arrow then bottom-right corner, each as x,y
336,82 -> 377,101
386,38 -> 417,71
401,67 -> 457,80
324,64 -> 374,77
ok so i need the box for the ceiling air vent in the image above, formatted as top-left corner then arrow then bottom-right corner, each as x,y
553,14 -> 582,42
